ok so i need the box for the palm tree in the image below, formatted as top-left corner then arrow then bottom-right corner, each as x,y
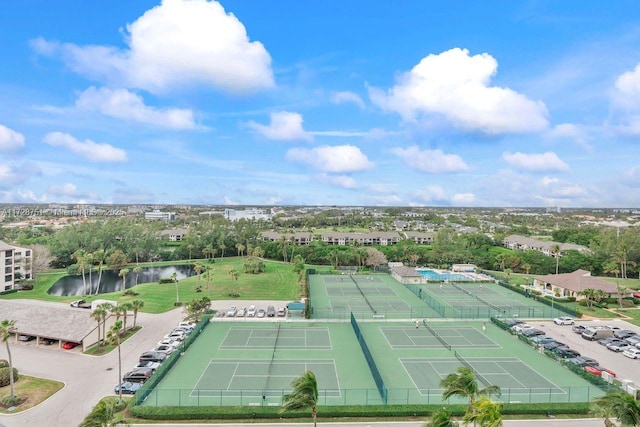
118,268 -> 129,293
90,308 -> 106,351
93,249 -> 106,295
106,320 -> 123,404
236,243 -> 245,260
440,366 -> 501,422
0,319 -> 17,401
579,288 -> 596,309
550,244 -> 561,275
172,272 -> 180,304
463,395 -> 503,427
85,251 -> 94,295
133,266 -> 142,286
591,388 -> 640,427
119,302 -> 133,334
281,370 -> 318,427
80,399 -> 116,427
427,408 -> 458,427
194,262 -> 204,283
98,302 -> 112,345
72,249 -> 88,296
131,299 -> 144,328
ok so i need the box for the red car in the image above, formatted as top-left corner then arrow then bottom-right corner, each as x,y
62,341 -> 80,350
584,366 -> 602,376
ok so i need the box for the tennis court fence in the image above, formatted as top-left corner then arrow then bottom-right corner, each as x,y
351,312 -> 387,404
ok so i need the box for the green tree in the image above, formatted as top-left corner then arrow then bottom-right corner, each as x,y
194,262 -> 204,282
93,248 -> 106,295
90,307 -> 106,351
133,265 -> 142,286
80,399 -> 116,427
172,272 -> 180,304
107,320 -> 124,404
579,288 -> 596,309
591,388 -> 640,427
119,302 -> 133,334
551,243 -> 561,275
281,370 -> 318,427
440,367 -> 501,422
463,395 -> 503,427
427,408 -> 458,427
131,299 -> 144,328
118,268 -> 129,293
0,319 -> 17,401
72,249 -> 88,296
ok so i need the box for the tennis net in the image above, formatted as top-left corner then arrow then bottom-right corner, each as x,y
263,323 -> 281,393
451,283 -> 503,313
423,320 -> 451,350
350,274 -> 377,314
454,351 -> 491,386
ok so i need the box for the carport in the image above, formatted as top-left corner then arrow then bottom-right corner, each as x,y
0,300 -> 112,352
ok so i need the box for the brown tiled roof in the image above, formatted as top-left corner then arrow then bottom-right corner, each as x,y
534,270 -> 618,293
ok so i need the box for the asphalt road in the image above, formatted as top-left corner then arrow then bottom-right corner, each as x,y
0,303 -> 627,427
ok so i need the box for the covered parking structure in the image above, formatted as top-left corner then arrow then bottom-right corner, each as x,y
0,300 -> 113,352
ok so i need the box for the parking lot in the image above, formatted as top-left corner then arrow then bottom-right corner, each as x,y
528,319 -> 640,386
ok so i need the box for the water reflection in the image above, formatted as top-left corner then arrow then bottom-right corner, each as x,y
48,265 -> 196,296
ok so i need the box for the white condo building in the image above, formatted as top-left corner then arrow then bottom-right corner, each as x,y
0,240 -> 33,291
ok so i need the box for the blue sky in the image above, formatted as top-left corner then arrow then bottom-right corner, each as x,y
1,0 -> 640,207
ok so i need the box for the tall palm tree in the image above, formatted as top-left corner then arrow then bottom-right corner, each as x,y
131,299 -> 144,328
98,303 -> 112,345
194,262 -> 204,283
80,399 -> 116,427
133,266 -> 142,287
591,388 -> 640,427
463,395 -> 503,427
72,249 -> 88,296
550,244 -> 561,275
90,307 -> 106,351
93,249 -> 106,295
0,319 -> 17,401
281,370 -> 319,427
107,320 -> 123,404
119,302 -> 133,334
172,272 -> 179,304
440,366 -> 501,422
118,268 -> 129,293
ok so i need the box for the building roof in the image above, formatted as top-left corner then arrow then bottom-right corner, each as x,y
0,300 -> 98,343
391,266 -> 423,277
534,269 -> 618,293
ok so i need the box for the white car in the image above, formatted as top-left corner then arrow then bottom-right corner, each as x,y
154,344 -> 175,355
247,305 -> 257,317
236,307 -> 246,317
133,360 -> 160,372
164,331 -> 185,342
227,306 -> 237,317
553,316 -> 575,325
157,338 -> 181,349
177,321 -> 196,330
512,323 -> 531,333
623,347 -> 640,359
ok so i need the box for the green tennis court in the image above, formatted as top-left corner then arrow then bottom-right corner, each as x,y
380,325 -> 500,349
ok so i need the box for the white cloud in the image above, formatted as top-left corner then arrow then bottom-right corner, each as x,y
48,183 -> 99,200
0,124 -> 25,152
318,174 -> 357,189
286,145 -> 373,173
545,123 -> 591,150
32,0 -> 273,94
43,132 -> 128,162
369,48 -> 549,134
614,63 -> 640,109
76,86 -> 198,129
331,91 -> 365,109
0,163 -> 41,189
452,193 -> 475,205
503,151 -> 569,171
247,111 -> 313,142
415,185 -> 448,202
391,145 -> 469,173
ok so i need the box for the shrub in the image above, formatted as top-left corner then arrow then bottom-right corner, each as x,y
158,278 -> 174,284
0,367 -> 19,387
0,360 -> 8,368
1,395 -> 21,407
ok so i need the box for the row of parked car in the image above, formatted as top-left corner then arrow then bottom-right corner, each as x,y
114,320 -> 196,395
574,323 -> 640,360
223,304 -> 286,318
505,317 -> 617,378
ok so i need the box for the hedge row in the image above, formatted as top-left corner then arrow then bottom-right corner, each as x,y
129,402 -> 589,420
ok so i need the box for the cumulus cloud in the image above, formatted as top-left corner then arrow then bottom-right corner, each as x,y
318,174 -> 357,189
539,176 -> 586,197
0,124 -> 25,152
452,193 -> 475,205
48,183 -> 99,200
503,151 -> 569,171
76,86 -> 198,129
286,145 -> 373,173
31,0 -> 273,94
391,145 -> 469,173
415,185 -> 448,202
545,123 -> 591,150
247,111 -> 313,142
0,163 -> 41,189
330,91 -> 365,109
369,48 -> 549,134
612,63 -> 640,134
43,132 -> 128,162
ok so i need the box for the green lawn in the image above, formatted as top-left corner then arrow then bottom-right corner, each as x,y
2,258 -> 303,313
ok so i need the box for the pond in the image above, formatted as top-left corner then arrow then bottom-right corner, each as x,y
47,265 -> 196,296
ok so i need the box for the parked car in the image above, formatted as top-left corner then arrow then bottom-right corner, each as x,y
123,367 -> 153,384
543,341 -> 567,351
583,327 -> 614,341
277,307 -> 286,317
521,328 -> 545,337
172,326 -> 192,335
598,337 -> 619,346
70,299 -> 92,309
40,338 -> 56,345
267,306 -> 276,317
530,336 -> 555,345
625,335 -> 640,345
553,316 -> 575,325
607,341 -> 631,352
554,348 -> 581,359
133,360 -> 160,372
257,308 -> 266,318
236,307 -> 246,317
512,323 -> 531,333
164,331 -> 185,342
584,366 -> 603,376
614,330 -> 637,339
572,325 -> 586,334
62,341 -> 80,350
565,356 -> 599,368
114,381 -> 141,395
178,321 -> 196,330
504,318 -> 525,327
18,335 -> 35,342
227,306 -> 237,317
154,344 -> 175,355
139,351 -> 167,364
157,338 -> 181,349
247,305 -> 257,317
623,347 -> 640,359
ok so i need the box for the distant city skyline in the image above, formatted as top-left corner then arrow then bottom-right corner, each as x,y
1,1 -> 640,207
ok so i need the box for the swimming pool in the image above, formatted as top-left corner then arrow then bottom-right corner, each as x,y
416,268 -> 470,281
